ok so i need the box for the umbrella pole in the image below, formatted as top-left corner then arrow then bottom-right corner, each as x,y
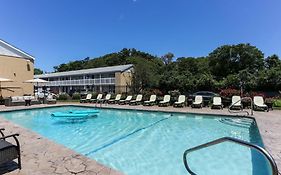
43,85 -> 45,104
0,82 -> 1,97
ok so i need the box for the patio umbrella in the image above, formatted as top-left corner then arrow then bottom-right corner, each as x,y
24,78 -> 48,95
0,77 -> 13,97
24,78 -> 48,85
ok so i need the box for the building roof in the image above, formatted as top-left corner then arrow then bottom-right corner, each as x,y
0,39 -> 35,61
35,64 -> 134,78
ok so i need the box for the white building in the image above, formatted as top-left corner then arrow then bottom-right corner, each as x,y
35,64 -> 133,94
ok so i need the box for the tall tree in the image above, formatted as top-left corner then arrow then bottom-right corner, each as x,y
161,52 -> 174,65
265,54 -> 280,69
34,68 -> 43,75
208,44 -> 264,80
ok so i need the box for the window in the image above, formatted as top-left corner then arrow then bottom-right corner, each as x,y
27,63 -> 31,71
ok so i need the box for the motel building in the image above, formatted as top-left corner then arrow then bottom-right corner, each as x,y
35,64 -> 134,94
0,39 -> 34,98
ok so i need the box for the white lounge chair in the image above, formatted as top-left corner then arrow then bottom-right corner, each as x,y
80,94 -> 92,103
192,95 -> 203,108
119,95 -> 133,105
159,95 -> 171,107
230,96 -> 242,110
253,96 -> 268,112
143,95 -> 157,106
130,94 -> 143,105
98,94 -> 111,103
46,94 -> 57,104
108,94 -> 122,104
211,96 -> 223,109
174,95 -> 186,107
91,94 -> 103,103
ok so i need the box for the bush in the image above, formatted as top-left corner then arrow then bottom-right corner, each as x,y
244,91 -> 265,98
57,93 -> 70,100
91,92 -> 98,98
219,88 -> 240,98
142,89 -> 163,101
273,99 -> 281,107
72,93 -> 81,100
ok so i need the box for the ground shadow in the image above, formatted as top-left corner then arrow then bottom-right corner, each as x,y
0,161 -> 19,174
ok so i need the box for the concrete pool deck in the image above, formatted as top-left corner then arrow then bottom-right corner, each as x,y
0,103 -> 280,174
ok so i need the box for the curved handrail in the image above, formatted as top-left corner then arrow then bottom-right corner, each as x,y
183,137 -> 278,175
228,97 -> 253,116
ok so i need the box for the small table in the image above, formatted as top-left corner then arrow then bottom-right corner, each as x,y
265,102 -> 273,110
25,99 -> 31,106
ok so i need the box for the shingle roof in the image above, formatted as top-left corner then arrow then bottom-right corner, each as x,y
0,39 -> 35,61
35,64 -> 134,78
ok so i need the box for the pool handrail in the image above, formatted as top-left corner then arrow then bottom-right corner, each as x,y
228,97 -> 253,116
183,137 -> 278,175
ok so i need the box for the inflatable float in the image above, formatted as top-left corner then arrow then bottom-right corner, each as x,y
51,110 -> 99,119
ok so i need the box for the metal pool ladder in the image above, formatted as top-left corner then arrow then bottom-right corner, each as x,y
228,97 -> 254,116
183,137 -> 279,175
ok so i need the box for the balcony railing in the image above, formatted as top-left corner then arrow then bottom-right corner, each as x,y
43,78 -> 115,87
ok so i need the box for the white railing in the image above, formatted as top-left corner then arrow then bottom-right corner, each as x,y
44,78 -> 115,87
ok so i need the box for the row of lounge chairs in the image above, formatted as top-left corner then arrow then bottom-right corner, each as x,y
80,93 -> 269,111
80,94 -> 184,107
190,95 -> 268,111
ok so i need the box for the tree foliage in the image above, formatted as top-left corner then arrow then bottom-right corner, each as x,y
52,44 -> 281,93
34,68 -> 43,75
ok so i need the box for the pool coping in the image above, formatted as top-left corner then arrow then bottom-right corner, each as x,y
0,103 -> 280,174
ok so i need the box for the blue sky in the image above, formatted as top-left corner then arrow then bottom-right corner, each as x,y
1,0 -> 281,72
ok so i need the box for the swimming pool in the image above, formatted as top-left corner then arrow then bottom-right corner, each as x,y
0,106 -> 270,175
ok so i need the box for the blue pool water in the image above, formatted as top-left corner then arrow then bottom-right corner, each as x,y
0,106 -> 271,175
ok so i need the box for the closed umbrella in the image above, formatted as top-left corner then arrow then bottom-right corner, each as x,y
0,77 -> 13,97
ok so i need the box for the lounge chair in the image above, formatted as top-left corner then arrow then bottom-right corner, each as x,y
90,94 -> 103,103
97,94 -> 111,104
119,95 -> 133,105
253,96 -> 269,112
80,94 -> 92,103
143,95 -> 157,106
191,95 -> 203,108
230,96 -> 242,110
130,94 -> 143,105
0,128 -> 21,170
159,95 -> 171,107
211,96 -> 223,109
108,94 -> 122,104
174,95 -> 186,107
46,94 -> 57,104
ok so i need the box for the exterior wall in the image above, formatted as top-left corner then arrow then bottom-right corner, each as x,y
115,71 -> 132,93
0,55 -> 34,97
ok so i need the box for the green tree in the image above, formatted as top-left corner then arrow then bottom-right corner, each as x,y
265,54 -> 280,69
208,44 -> 264,80
161,52 -> 174,65
34,68 -> 43,75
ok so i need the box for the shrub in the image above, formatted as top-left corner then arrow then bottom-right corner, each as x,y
91,92 -> 98,98
168,90 -> 181,97
273,99 -> 281,107
245,91 -> 265,98
72,93 -> 81,100
142,89 -> 163,100
219,88 -> 240,98
57,93 -> 70,100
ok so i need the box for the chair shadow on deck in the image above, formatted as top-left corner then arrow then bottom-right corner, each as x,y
0,161 -> 19,174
